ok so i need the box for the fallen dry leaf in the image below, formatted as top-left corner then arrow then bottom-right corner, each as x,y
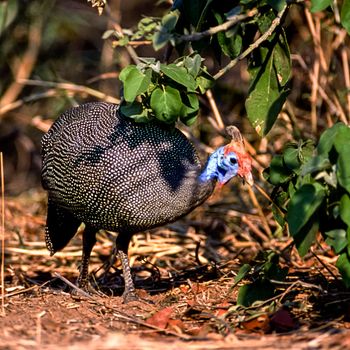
241,313 -> 270,332
145,307 -> 173,329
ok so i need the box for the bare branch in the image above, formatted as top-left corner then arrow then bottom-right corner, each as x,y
18,79 -> 120,103
177,9 -> 258,43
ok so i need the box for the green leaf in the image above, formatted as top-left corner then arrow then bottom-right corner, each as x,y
160,64 -> 197,91
179,93 -> 199,125
301,154 -> 331,176
120,67 -> 152,103
161,10 -> 180,31
213,11 -> 242,59
310,0 -> 332,12
267,155 -> 293,185
138,17 -> 158,34
340,194 -> 350,227
153,31 -> 171,51
119,101 -> 150,123
114,36 -> 130,47
245,47 -> 289,136
237,280 -> 276,307
317,122 -> 347,155
341,0 -> 350,34
152,10 -> 179,50
150,86 -> 182,123
267,0 -> 287,12
287,183 -> 325,236
334,124 -> 350,154
183,54 -> 202,77
0,0 -> 18,36
119,65 -> 136,83
337,150 -> 350,194
234,264 -> 252,284
273,29 -> 291,87
293,216 -> 319,257
174,0 -> 207,28
196,71 -> 215,94
336,252 -> 350,288
283,145 -> 300,171
325,229 -> 348,254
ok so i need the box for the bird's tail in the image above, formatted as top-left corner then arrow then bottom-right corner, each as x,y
45,196 -> 81,255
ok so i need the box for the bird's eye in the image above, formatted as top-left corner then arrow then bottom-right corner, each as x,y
229,158 -> 237,165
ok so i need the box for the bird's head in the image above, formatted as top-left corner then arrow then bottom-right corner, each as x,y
200,126 -> 253,186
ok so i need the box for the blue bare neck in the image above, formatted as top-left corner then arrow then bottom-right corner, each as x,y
199,147 -> 224,184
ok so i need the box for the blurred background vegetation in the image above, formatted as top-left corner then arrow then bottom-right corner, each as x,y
0,0 -> 349,197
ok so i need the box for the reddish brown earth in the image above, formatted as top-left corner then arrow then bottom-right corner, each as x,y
2,192 -> 350,349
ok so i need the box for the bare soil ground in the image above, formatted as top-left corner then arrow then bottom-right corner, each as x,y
2,190 -> 350,349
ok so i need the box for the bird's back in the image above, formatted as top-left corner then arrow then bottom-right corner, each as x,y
42,102 -> 214,234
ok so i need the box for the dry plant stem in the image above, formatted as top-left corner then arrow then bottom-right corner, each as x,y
86,72 -> 120,84
17,79 -> 120,104
341,48 -> 350,122
205,90 -> 225,130
36,311 -> 46,346
1,153 -> 4,315
178,9 -> 258,43
331,92 -> 348,124
0,89 -> 57,116
113,40 -> 152,47
247,186 -> 272,237
304,9 -> 328,72
0,17 -> 43,107
311,57 -> 320,133
241,215 -> 269,242
0,282 -> 51,299
305,10 -> 322,132
292,54 -> 348,124
53,272 -> 92,298
311,251 -> 341,283
214,4 -> 288,80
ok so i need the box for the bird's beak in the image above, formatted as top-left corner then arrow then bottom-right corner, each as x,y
243,171 -> 254,186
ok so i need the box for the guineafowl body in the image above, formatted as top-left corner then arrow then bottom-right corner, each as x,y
41,102 -> 252,301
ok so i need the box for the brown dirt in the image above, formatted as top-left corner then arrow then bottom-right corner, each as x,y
2,191 -> 350,349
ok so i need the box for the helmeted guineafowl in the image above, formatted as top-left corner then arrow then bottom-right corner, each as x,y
41,102 -> 253,302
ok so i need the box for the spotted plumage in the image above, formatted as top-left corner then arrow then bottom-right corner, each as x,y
41,102 -> 252,301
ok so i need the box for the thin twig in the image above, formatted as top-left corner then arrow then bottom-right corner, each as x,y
177,9 -> 258,43
113,40 -> 152,47
0,89 -> 57,116
292,54 -> 348,124
304,8 -> 328,71
310,54 -> 320,133
53,272 -> 92,298
247,186 -> 272,237
17,79 -> 120,104
214,5 -> 288,80
205,90 -> 225,130
0,16 -> 43,107
311,251 -> 341,283
341,47 -> 350,122
241,215 -> 269,242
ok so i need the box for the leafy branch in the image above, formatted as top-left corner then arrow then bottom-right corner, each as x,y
213,4 -> 288,80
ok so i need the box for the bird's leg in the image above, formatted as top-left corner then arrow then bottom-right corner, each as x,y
76,225 -> 97,293
116,234 -> 137,303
